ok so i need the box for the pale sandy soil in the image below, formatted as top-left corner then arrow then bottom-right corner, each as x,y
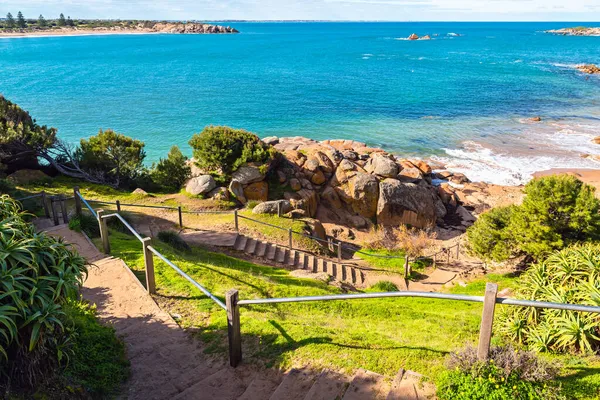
534,168 -> 600,195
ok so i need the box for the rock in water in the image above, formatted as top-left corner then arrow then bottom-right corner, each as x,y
185,175 -> 216,196
576,64 -> 600,74
408,33 -> 419,40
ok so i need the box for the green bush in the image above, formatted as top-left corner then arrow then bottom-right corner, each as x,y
368,281 -> 399,292
0,178 -> 15,194
188,126 -> 276,176
68,213 -> 100,238
436,345 -> 564,400
0,195 -> 87,388
157,230 -> 190,252
467,206 -> 516,262
467,175 -> 600,261
151,146 -> 191,191
497,243 -> 600,354
62,300 -> 129,397
76,129 -> 146,188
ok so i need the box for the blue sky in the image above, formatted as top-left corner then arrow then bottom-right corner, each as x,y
2,0 -> 600,21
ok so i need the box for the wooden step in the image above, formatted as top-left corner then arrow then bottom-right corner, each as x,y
287,250 -> 298,266
172,368 -> 247,400
342,369 -> 390,400
276,247 -> 288,264
238,372 -> 283,400
386,369 -> 419,400
308,256 -> 318,272
350,267 -> 357,284
330,263 -> 338,278
234,235 -> 248,251
303,369 -> 350,400
340,264 -> 348,281
245,238 -> 258,254
318,259 -> 327,273
269,368 -> 316,400
267,244 -> 277,260
255,241 -> 268,258
296,252 -> 308,269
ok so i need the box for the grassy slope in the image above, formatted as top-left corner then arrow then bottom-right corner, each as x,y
99,232 -> 600,398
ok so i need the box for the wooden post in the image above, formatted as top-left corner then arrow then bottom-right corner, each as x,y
40,191 -> 50,218
97,209 -> 110,254
178,206 -> 183,228
337,242 -> 342,262
73,186 -> 82,217
477,283 -> 499,360
288,229 -> 293,250
234,210 -> 239,232
447,248 -> 450,265
116,200 -> 121,212
433,254 -> 437,268
60,195 -> 69,224
142,238 -> 156,294
277,201 -> 282,218
226,289 -> 242,367
51,197 -> 59,226
456,242 -> 460,259
404,257 -> 410,278
328,237 -> 333,252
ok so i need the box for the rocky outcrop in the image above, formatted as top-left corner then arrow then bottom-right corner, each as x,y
151,23 -> 238,34
408,33 -> 419,40
6,169 -> 49,184
546,27 -> 600,36
244,181 -> 268,202
232,165 -> 265,185
253,200 -> 292,215
376,179 -> 442,228
186,175 -> 216,196
576,64 -> 600,74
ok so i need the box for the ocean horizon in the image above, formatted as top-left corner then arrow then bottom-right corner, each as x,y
1,21 -> 599,185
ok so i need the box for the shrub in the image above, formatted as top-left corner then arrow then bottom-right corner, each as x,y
367,225 -> 435,258
467,175 -> 600,261
497,243 -> 600,354
0,178 -> 15,194
106,211 -> 136,235
467,206 -> 516,262
68,213 -> 100,238
188,126 -> 276,176
0,195 -> 87,388
150,146 -> 191,192
76,129 -> 146,188
436,345 -> 564,400
368,281 -> 399,292
62,300 -> 129,397
157,230 -> 190,252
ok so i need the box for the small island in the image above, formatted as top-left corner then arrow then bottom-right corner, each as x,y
0,12 -> 238,37
545,26 -> 600,36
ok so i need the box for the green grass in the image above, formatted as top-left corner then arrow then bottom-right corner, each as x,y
101,230 -> 483,378
98,232 -> 600,398
446,273 -> 521,296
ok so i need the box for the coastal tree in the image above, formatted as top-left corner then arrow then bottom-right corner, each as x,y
467,175 -> 600,261
5,12 -> 15,28
189,126 -> 276,177
37,14 -> 47,28
150,145 -> 191,191
76,129 -> 146,188
66,16 -> 75,27
16,11 -> 26,28
57,13 -> 66,26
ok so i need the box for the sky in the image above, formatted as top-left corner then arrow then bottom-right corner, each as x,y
2,0 -> 600,22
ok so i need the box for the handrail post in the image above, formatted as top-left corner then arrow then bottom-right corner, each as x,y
277,201 -> 282,218
60,195 -> 69,224
456,242 -> 460,259
97,209 -> 110,254
477,283 -> 498,360
40,191 -> 50,218
234,210 -> 239,232
178,206 -> 183,228
337,242 -> 342,262
226,289 -> 242,367
404,257 -> 410,278
51,197 -> 60,226
288,228 -> 293,250
73,186 -> 82,217
142,238 -> 156,294
116,200 -> 121,212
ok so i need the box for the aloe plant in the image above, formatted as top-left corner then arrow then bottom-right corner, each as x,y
498,243 -> 600,354
0,195 -> 87,387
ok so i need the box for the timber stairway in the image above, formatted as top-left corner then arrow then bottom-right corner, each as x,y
233,234 -> 365,285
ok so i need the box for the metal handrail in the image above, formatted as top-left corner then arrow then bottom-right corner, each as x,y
76,191 -> 98,218
237,291 -> 600,314
147,245 -> 227,310
101,213 -> 144,241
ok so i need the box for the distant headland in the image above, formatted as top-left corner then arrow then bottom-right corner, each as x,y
545,26 -> 600,36
0,13 -> 238,37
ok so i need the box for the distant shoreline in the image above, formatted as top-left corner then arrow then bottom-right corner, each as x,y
0,29 -> 163,38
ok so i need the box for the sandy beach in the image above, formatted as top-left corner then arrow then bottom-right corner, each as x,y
534,168 -> 600,193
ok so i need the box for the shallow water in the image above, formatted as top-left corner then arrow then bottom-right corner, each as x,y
1,22 -> 599,184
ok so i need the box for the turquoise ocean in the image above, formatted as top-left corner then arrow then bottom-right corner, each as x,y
1,22 -> 599,185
